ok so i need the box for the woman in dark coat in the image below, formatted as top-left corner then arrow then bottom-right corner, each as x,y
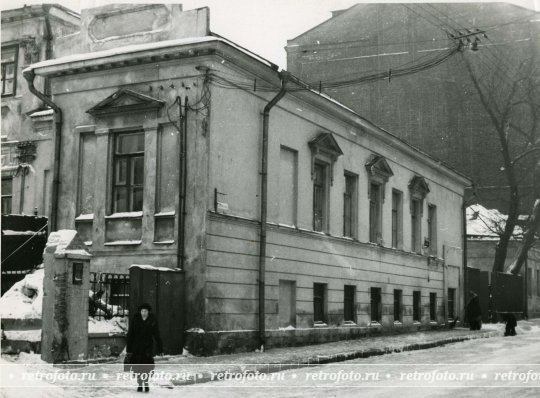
126,303 -> 163,392
465,291 -> 482,331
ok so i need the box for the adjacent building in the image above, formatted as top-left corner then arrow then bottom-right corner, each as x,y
1,4 -> 80,217
286,2 -> 540,213
22,3 -> 469,354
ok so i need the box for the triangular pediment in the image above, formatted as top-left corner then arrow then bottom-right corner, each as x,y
87,89 -> 164,116
308,132 -> 344,158
365,154 -> 393,179
409,175 -> 430,196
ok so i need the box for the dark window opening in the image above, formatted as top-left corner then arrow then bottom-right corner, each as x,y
391,190 -> 402,248
343,173 -> 357,238
370,287 -> 382,322
394,289 -> 402,322
411,199 -> 422,252
313,283 -> 327,323
413,291 -> 421,322
429,292 -> 437,321
428,204 -> 437,255
448,288 -> 456,319
344,285 -> 356,322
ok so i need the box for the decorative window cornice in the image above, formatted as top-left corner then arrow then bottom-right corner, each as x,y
409,175 -> 430,213
87,89 -> 164,117
308,132 -> 343,185
365,154 -> 393,200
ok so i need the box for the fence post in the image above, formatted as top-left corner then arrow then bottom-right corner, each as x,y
41,230 -> 91,363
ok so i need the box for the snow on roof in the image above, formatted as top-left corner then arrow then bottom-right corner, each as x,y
24,35 -> 276,74
466,204 -> 523,238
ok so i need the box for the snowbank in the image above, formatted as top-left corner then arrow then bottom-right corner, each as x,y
0,267 -> 44,319
88,316 -> 128,335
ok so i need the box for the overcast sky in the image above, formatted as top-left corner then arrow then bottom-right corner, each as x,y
1,0 -> 539,68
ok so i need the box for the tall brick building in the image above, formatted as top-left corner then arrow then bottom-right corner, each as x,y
286,2 -> 539,213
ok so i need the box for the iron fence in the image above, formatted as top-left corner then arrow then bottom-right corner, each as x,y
89,272 -> 130,320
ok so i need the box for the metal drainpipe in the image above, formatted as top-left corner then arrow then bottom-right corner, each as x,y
24,70 -> 62,232
42,5 -> 54,96
258,71 -> 288,351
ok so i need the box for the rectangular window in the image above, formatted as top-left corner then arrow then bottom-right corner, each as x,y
411,199 -> 422,253
343,172 -> 358,238
313,162 -> 328,232
391,190 -> 402,248
369,183 -> 381,243
537,270 -> 540,297
393,289 -> 402,322
344,285 -> 356,323
429,292 -> 437,321
313,283 -> 327,323
157,126 -> 180,213
1,46 -> 17,96
428,204 -> 437,256
112,131 -> 145,213
413,291 -> 421,322
1,178 -> 13,214
448,288 -> 456,319
370,287 -> 382,322
527,267 -> 532,297
279,147 -> 298,226
279,280 -> 296,327
78,134 -> 97,215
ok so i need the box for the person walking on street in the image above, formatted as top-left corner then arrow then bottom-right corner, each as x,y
465,291 -> 482,331
126,303 -> 163,392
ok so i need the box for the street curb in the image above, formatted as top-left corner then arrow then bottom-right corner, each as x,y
170,330 -> 499,386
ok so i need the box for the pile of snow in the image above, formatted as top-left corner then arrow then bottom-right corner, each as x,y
0,267 -> 44,319
467,204 -> 523,239
88,316 -> 128,335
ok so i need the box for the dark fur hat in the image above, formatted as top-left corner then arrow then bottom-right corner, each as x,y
138,302 -> 152,312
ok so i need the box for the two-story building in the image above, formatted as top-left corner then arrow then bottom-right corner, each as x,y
24,3 -> 470,354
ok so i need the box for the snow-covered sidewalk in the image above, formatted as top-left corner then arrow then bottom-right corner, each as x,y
1,322 -> 513,393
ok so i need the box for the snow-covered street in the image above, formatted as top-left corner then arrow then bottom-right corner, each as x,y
2,320 -> 540,398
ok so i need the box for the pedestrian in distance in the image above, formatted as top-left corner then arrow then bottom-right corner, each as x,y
465,290 -> 482,331
126,303 -> 163,392
502,313 -> 517,336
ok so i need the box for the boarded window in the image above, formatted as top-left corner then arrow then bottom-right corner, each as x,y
370,287 -> 382,322
394,289 -> 402,322
157,127 -> 179,213
413,291 -> 421,322
112,131 -> 145,213
278,147 -> 297,226
279,280 -> 296,327
78,134 -> 96,215
344,285 -> 356,322
343,173 -> 357,238
313,162 -> 328,232
313,283 -> 327,323
1,46 -> 17,96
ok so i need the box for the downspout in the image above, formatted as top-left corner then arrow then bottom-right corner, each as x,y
180,97 -> 189,269
258,71 -> 288,351
42,5 -> 54,96
24,69 -> 62,232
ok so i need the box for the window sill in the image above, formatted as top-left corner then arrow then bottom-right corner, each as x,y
393,321 -> 403,326
154,211 -> 175,218
369,321 -> 382,327
429,321 -> 438,325
75,213 -> 94,221
343,321 -> 357,326
105,211 -> 143,219
84,241 -> 92,246
104,240 -> 142,246
313,322 -> 328,327
153,240 -> 175,245
412,321 -> 421,325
